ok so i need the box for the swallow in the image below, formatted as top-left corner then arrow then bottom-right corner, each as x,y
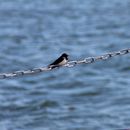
48,53 -> 69,69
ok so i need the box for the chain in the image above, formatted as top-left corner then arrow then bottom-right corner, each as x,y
0,48 -> 130,79
65,48 -> 130,67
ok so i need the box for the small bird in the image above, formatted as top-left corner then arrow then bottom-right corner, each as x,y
48,53 -> 69,69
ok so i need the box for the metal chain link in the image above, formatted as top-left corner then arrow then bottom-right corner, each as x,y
0,48 -> 130,79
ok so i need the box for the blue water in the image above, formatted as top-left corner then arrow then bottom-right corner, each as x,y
0,0 -> 130,130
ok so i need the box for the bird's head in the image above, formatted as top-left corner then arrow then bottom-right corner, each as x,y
62,53 -> 69,58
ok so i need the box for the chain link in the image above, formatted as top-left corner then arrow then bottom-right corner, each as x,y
0,48 -> 130,79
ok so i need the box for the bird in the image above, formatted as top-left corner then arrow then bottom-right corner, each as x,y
48,53 -> 69,69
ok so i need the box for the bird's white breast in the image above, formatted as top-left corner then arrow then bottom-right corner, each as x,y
58,57 -> 67,65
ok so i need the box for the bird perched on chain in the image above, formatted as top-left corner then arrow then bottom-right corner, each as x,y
48,53 -> 69,69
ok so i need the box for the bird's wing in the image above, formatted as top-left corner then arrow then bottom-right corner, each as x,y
49,56 -> 63,66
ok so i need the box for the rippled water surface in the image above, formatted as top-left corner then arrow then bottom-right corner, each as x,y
0,0 -> 130,130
